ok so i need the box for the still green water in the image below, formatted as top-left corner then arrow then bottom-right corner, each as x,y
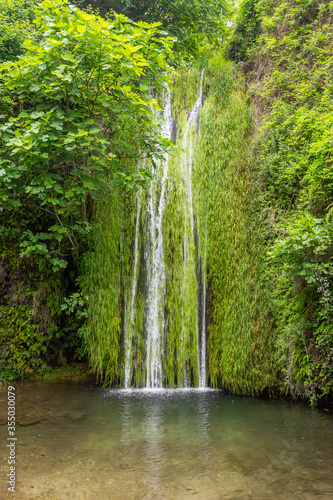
0,382 -> 332,499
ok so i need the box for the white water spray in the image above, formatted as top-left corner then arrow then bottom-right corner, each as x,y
145,87 -> 173,388
181,70 -> 205,387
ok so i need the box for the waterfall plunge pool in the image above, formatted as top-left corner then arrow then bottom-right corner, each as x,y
0,382 -> 332,499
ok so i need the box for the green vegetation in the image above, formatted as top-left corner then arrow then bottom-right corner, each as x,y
229,0 -> 333,402
78,193 -> 126,386
228,0 -> 261,62
79,0 -> 230,58
0,0 -> 332,404
82,61 -> 275,391
0,0 -> 173,272
0,0 -> 37,63
190,58 -> 276,394
0,0 -> 174,380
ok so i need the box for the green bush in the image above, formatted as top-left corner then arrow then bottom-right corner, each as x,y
0,0 -> 37,63
247,0 -> 333,401
0,305 -> 46,379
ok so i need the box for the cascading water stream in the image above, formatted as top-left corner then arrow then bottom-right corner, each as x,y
123,74 -> 207,389
199,213 -> 208,388
145,86 -> 173,388
183,70 -> 204,234
181,70 -> 205,387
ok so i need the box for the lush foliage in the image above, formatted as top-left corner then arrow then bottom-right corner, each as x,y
0,0 -> 37,63
228,0 -> 262,62
0,0 -> 174,273
83,61 -> 277,391
2,0 -> 332,404
232,0 -> 333,402
0,305 -> 42,379
0,0 -> 174,379
80,0 -> 231,59
78,194 -> 124,385
192,58 -> 276,394
0,266 -> 64,379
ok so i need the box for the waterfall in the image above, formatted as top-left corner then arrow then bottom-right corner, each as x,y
123,72 -> 207,389
182,70 -> 204,235
145,86 -> 173,388
181,70 -> 205,387
199,213 -> 208,388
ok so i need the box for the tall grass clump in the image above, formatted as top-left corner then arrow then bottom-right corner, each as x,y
193,56 -> 277,394
79,191 -> 134,385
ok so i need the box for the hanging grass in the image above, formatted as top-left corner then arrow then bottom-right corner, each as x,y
193,56 -> 277,394
80,59 -> 277,393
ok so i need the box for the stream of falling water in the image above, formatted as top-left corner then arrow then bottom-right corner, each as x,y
199,213 -> 208,388
181,70 -> 205,387
124,73 -> 207,389
182,70 -> 204,235
145,86 -> 173,388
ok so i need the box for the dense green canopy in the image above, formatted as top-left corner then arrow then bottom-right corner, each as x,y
80,0 -> 230,56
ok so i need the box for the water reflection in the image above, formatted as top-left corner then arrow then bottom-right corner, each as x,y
196,393 -> 212,472
0,384 -> 332,499
143,397 -> 166,489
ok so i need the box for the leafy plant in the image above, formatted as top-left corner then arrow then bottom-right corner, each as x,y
0,0 -> 175,274
0,305 -> 47,380
59,291 -> 89,361
228,0 -> 262,62
0,0 -> 37,63
79,0 -> 231,59
241,0 -> 333,401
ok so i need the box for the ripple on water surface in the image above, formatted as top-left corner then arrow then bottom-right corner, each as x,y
0,382 -> 332,499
